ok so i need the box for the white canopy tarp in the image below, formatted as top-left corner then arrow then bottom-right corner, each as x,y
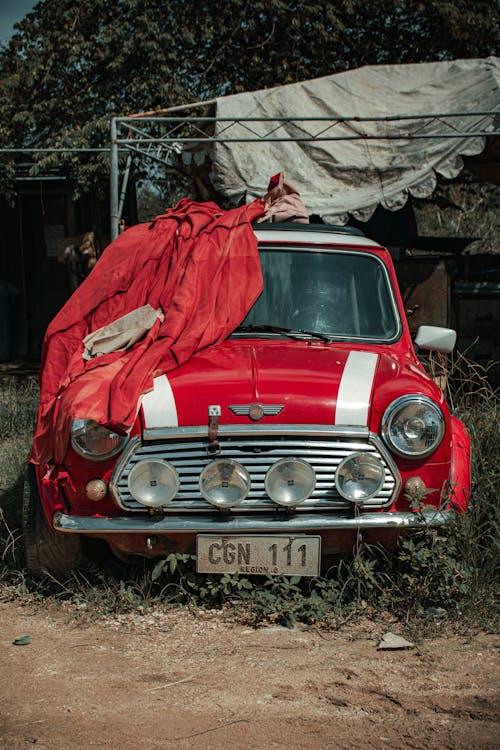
210,57 -> 499,223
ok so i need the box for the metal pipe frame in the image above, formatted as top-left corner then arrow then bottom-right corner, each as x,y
108,109 -> 498,239
115,111 -> 498,123
2,107 -> 496,241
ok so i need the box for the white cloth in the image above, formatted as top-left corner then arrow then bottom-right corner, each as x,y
209,57 -> 499,223
83,304 -> 164,360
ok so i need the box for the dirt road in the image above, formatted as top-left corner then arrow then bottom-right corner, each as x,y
0,601 -> 498,750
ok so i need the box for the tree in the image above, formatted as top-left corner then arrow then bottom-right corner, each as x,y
179,0 -> 498,96
0,0 -> 497,198
0,0 -> 193,197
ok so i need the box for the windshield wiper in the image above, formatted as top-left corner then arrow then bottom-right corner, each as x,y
234,324 -> 332,343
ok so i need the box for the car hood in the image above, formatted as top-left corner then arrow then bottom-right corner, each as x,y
140,340 -> 438,432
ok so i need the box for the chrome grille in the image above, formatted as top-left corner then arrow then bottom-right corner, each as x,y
110,429 -> 399,512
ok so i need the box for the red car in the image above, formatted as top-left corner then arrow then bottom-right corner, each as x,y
24,223 -> 471,577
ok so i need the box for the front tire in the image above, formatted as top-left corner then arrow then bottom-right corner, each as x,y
23,464 -> 82,576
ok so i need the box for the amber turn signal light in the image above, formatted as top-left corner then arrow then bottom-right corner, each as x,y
85,479 -> 108,502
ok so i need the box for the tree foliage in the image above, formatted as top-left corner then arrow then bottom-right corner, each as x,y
181,0 -> 498,96
0,0 -> 497,197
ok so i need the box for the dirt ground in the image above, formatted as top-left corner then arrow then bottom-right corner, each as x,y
0,600 -> 498,750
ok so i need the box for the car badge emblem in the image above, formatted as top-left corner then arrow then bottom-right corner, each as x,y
229,404 -> 284,421
248,403 -> 265,421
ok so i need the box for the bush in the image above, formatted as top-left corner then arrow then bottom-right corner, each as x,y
0,378 -> 39,566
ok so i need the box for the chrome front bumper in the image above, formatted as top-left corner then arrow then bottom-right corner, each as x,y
53,510 -> 454,534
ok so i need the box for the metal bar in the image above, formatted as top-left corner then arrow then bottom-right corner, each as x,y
117,119 -> 186,141
117,153 -> 132,222
52,509 -> 455,534
110,118 -> 119,241
0,148 -> 111,153
115,111 -> 498,123
117,120 -> 160,139
116,132 -> 499,144
143,423 -> 370,441
119,141 -> 174,167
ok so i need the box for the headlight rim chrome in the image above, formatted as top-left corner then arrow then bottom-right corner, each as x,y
71,418 -> 128,462
381,394 -> 445,459
335,451 -> 386,503
265,456 -> 316,507
127,458 -> 180,507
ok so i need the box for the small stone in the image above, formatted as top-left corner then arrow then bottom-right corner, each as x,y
13,635 -> 32,646
425,607 -> 447,619
377,632 -> 414,650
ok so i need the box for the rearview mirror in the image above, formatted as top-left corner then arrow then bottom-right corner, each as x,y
414,326 -> 457,354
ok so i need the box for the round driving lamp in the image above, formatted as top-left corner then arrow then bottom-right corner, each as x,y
199,459 -> 250,508
382,395 -> 445,458
335,452 -> 385,503
265,457 -> 316,507
127,459 -> 180,507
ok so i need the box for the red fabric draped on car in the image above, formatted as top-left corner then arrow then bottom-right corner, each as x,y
31,198 -> 266,465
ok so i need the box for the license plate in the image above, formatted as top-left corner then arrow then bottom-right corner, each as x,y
196,534 -> 321,577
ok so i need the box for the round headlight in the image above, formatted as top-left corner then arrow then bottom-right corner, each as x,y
382,395 -> 445,458
335,452 -> 385,503
71,419 -> 127,461
128,459 -> 180,507
265,457 -> 315,507
199,460 -> 250,508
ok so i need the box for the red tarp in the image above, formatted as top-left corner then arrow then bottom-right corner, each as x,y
31,198 -> 265,465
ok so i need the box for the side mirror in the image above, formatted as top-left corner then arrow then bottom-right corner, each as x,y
414,326 -> 457,354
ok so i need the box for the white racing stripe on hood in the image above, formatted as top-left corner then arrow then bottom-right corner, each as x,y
335,351 -> 379,426
141,374 -> 178,428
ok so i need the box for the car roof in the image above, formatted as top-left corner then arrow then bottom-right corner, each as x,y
253,222 -> 382,249
254,221 -> 366,237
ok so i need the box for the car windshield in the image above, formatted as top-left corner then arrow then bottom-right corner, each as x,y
237,248 -> 400,342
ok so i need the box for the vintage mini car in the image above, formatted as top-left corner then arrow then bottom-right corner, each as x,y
23,223 -> 471,577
